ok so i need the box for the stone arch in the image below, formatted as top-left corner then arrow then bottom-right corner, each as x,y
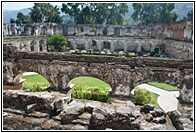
127,41 -> 138,52
67,76 -> 112,93
39,39 -> 45,51
114,40 -> 124,52
41,25 -> 47,35
30,40 -> 36,51
132,68 -> 182,92
103,41 -> 111,50
13,71 -> 50,90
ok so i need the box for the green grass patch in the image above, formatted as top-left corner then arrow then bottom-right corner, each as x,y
147,82 -> 178,91
22,74 -> 50,92
133,87 -> 159,108
70,76 -> 110,89
70,76 -> 111,103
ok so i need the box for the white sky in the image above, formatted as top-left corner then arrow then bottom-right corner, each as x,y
2,2 -> 64,10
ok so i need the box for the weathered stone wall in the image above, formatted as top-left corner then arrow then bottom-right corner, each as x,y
3,36 -> 193,59
152,20 -> 193,42
3,20 -> 193,42
3,45 -> 193,102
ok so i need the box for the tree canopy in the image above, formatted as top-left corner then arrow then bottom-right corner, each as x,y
47,34 -> 68,51
28,3 -> 62,23
131,3 -> 178,26
61,3 -> 128,24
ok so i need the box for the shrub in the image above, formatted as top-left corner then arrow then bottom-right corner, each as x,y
47,34 -> 68,52
81,50 -> 88,54
23,82 -> 47,92
128,52 -> 137,57
118,51 -> 124,55
133,87 -> 159,108
133,87 -> 152,105
71,86 -> 111,103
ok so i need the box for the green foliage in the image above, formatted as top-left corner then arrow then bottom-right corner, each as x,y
70,76 -> 111,103
147,82 -> 178,91
23,82 -> 47,92
47,34 -> 68,51
128,52 -> 137,57
16,12 -> 31,24
9,18 -> 16,23
71,86 -> 111,103
61,3 -> 128,24
132,3 -> 177,26
133,87 -> 159,108
28,3 -> 63,23
81,50 -> 88,54
150,46 -> 161,57
180,9 -> 193,21
22,74 -> 50,92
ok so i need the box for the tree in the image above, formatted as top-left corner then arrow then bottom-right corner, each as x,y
10,18 -> 16,23
47,34 -> 68,51
29,3 -> 63,23
46,5 -> 63,23
187,9 -> 193,21
16,12 -> 31,24
132,3 -> 177,26
61,3 -> 128,24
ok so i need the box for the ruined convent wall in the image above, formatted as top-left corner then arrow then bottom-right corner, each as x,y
3,45 -> 193,103
3,36 -> 193,59
3,20 -> 193,41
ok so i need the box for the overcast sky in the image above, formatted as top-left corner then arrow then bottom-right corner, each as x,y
2,2 -> 64,10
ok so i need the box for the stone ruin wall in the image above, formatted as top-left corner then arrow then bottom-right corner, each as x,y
3,46 -> 193,130
3,45 -> 193,103
3,35 -> 193,59
3,20 -> 193,42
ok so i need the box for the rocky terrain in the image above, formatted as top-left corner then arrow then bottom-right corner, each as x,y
3,90 -> 193,130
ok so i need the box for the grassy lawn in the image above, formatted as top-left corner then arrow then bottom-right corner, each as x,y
70,76 -> 111,89
147,82 -> 178,91
133,87 -> 159,108
22,74 -> 50,92
70,76 -> 111,103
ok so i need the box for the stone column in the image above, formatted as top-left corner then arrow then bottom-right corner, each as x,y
71,41 -> 77,50
171,44 -> 176,58
188,48 -> 193,59
97,41 -> 102,51
124,43 -> 127,53
182,46 -> 189,59
110,41 -> 114,52
85,43 -> 89,50
176,45 -> 183,59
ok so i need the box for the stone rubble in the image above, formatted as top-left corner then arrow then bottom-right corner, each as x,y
3,90 -> 193,130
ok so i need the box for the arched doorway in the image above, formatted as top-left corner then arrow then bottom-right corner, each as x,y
22,72 -> 50,92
